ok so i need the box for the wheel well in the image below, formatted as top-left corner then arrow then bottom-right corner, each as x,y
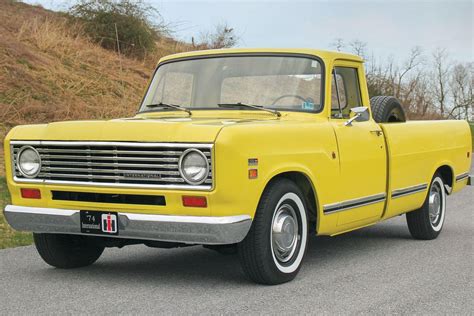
436,165 -> 454,194
267,172 -> 318,228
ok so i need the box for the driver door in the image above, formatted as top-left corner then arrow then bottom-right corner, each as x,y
329,61 -> 387,228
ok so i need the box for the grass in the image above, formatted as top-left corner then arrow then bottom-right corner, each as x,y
0,177 -> 33,249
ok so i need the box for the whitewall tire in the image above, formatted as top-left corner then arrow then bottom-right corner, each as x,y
238,178 -> 309,285
406,174 -> 447,240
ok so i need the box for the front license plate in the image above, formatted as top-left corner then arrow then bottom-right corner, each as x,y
80,210 -> 119,236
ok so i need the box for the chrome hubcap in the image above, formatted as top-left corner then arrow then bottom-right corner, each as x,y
429,183 -> 442,226
272,204 -> 299,263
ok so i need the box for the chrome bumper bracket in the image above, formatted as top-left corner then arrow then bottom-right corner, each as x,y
3,205 -> 252,245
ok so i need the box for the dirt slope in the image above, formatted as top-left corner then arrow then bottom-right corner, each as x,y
0,1 -> 191,175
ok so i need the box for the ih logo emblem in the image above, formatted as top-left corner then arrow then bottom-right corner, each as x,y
101,213 -> 117,233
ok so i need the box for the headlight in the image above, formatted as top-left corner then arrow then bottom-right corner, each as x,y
17,146 -> 41,178
179,149 -> 209,185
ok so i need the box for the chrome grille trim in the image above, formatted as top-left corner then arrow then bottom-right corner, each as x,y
11,141 -> 214,190
37,149 -> 190,155
41,167 -> 181,175
41,161 -> 179,169
39,155 -> 181,162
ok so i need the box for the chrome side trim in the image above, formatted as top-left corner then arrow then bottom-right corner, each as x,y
323,193 -> 386,214
4,205 -> 251,245
391,183 -> 428,199
455,172 -> 470,182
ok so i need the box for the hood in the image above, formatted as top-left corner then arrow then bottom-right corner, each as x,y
7,115 -> 278,143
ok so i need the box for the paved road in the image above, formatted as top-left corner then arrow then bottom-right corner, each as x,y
1,168 -> 473,315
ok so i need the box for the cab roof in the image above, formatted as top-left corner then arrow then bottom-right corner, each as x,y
158,48 -> 364,64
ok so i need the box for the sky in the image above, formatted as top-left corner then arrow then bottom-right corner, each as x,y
24,0 -> 473,63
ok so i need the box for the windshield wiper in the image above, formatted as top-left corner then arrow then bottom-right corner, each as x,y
146,102 -> 192,116
218,102 -> 281,117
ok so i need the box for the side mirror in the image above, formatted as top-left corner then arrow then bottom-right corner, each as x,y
344,106 -> 369,126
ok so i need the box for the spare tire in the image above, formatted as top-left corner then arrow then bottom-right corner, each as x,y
370,96 -> 406,123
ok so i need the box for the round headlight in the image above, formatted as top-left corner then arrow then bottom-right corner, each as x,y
179,149 -> 209,185
17,146 -> 41,178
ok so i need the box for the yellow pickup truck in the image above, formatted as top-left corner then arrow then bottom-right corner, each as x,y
3,48 -> 473,284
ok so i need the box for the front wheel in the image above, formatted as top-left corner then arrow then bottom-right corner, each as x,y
238,179 -> 308,285
34,233 -> 105,269
406,174 -> 446,240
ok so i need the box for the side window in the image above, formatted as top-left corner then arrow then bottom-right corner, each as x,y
331,74 -> 347,110
331,67 -> 362,118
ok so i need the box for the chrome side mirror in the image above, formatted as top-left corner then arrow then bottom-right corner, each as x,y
344,106 -> 369,126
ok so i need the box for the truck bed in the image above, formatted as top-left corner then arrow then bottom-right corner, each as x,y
381,120 -> 472,219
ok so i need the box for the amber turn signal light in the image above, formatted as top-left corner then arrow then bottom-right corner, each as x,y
248,169 -> 258,179
20,188 -> 41,199
182,195 -> 207,207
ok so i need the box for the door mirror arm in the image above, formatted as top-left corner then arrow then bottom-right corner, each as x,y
344,106 -> 369,126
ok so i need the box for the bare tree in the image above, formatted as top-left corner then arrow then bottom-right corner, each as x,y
395,46 -> 423,99
412,75 -> 433,117
449,63 -> 473,120
330,38 -> 471,121
366,55 -> 394,97
331,38 -> 345,51
366,47 -> 423,103
348,40 -> 367,59
432,48 -> 450,115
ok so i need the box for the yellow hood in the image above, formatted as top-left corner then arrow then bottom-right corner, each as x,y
7,115 -> 278,143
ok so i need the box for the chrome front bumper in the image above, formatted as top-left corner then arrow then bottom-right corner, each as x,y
3,205 -> 252,245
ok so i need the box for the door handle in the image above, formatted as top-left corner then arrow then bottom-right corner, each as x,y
370,130 -> 383,136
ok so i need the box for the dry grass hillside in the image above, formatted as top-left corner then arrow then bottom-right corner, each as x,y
0,0 -> 193,175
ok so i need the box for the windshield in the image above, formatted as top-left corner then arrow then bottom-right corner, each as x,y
139,55 -> 324,113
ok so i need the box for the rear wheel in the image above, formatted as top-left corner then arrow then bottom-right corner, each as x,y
406,174 -> 446,240
34,233 -> 105,268
238,179 -> 308,285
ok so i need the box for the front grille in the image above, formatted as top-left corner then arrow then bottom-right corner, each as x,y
11,141 -> 213,190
